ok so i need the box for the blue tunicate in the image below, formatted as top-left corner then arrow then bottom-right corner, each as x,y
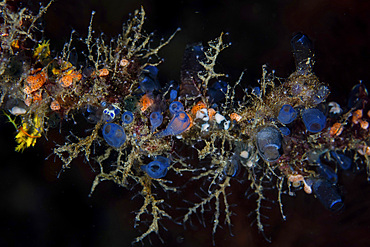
150,111 -> 163,132
291,33 -> 314,73
121,111 -> 134,124
330,151 -> 352,170
302,108 -> 326,133
312,178 -> 344,212
208,80 -> 228,103
277,104 -> 297,124
139,65 -> 160,93
156,111 -> 191,137
102,123 -> 126,148
317,163 -> 338,184
279,126 -> 291,136
169,101 -> 184,115
141,156 -> 171,179
256,126 -> 283,162
170,89 -> 178,102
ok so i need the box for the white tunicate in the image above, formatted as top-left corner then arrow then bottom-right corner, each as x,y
201,123 -> 210,132
214,113 -> 226,124
196,108 -> 209,121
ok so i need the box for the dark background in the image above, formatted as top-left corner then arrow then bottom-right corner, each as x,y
1,0 -> 370,246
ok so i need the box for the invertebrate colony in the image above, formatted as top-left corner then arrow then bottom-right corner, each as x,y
0,1 -> 369,246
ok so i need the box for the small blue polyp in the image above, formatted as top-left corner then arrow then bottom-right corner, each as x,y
169,101 -> 184,115
141,156 -> 170,179
277,104 -> 297,124
102,123 -> 126,148
302,108 -> 326,133
122,111 -> 134,124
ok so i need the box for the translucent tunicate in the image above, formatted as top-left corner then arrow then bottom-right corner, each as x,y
141,156 -> 170,179
150,111 -> 163,132
347,82 -> 368,109
291,33 -> 314,73
311,178 -> 344,212
139,65 -> 160,93
330,151 -> 352,170
277,104 -> 297,124
169,101 -> 184,115
180,43 -> 204,97
121,111 -> 134,124
279,126 -> 291,136
83,105 -> 102,124
223,154 -> 240,177
256,126 -> 283,162
102,123 -> 126,148
302,108 -> 326,133
311,85 -> 330,105
208,80 -> 228,103
317,163 -> 338,184
156,111 -> 191,137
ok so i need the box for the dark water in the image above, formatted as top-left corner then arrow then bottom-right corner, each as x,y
1,0 -> 369,246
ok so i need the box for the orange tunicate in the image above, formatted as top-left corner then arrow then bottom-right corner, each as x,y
59,70 -> 82,87
230,113 -> 242,122
367,110 -> 370,118
26,71 -> 47,93
329,122 -> 344,137
140,94 -> 153,112
50,100 -> 61,111
191,101 -> 206,116
352,109 -> 363,124
32,90 -> 42,102
120,59 -> 129,67
359,119 -> 369,130
207,108 -> 216,120
98,68 -> 109,77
